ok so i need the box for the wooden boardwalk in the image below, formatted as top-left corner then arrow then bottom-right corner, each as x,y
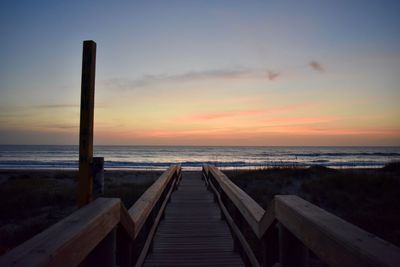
144,171 -> 244,267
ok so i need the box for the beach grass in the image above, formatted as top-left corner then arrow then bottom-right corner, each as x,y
225,162 -> 400,247
103,181 -> 154,208
0,170 -> 158,255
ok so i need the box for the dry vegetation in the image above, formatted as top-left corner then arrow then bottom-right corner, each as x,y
1,164 -> 399,257
225,162 -> 400,247
0,170 -> 160,255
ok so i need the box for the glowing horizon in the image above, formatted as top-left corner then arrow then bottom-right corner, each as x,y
1,1 -> 399,146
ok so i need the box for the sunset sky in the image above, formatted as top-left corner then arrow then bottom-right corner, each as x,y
0,1 -> 399,146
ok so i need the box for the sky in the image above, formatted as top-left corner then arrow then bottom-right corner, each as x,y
0,1 -> 399,146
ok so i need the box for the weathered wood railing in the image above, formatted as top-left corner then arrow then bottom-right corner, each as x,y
0,164 -> 182,267
203,164 -> 400,267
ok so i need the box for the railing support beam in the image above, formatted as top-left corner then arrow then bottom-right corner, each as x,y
261,224 -> 279,267
279,224 -> 308,267
88,227 -> 117,267
117,227 -> 133,267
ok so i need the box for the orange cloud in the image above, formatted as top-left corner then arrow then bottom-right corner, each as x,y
94,125 -> 400,146
262,117 -> 337,126
175,104 -> 316,123
184,109 -> 265,121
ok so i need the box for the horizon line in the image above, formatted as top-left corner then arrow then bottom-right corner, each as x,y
1,144 -> 399,148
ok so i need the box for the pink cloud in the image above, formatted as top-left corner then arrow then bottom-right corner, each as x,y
309,60 -> 324,72
186,109 -> 265,121
262,117 -> 337,126
266,70 -> 280,81
175,104 -> 316,123
92,124 -> 400,146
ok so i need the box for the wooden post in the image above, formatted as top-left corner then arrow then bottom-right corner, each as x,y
78,40 -> 96,207
92,157 -> 104,197
279,224 -> 309,267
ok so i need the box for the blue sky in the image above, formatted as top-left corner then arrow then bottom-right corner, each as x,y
1,1 -> 399,145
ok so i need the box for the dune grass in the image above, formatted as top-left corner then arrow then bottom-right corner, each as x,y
0,173 -> 77,254
103,181 -> 154,208
0,170 -> 156,255
225,163 -> 400,247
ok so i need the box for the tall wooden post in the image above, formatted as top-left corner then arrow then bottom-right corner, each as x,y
78,40 -> 96,207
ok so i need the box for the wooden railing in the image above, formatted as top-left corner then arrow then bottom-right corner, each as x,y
0,165 -> 182,267
203,164 -> 400,267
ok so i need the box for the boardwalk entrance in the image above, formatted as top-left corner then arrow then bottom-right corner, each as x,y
144,172 -> 244,266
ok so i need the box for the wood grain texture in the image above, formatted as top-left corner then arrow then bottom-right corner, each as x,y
128,165 -> 178,238
143,172 -> 244,267
135,179 -> 177,267
119,203 -> 136,240
208,166 -> 265,237
209,180 -> 260,267
78,40 -> 96,206
0,198 -> 120,267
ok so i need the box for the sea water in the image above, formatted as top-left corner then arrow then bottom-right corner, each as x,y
0,145 -> 399,170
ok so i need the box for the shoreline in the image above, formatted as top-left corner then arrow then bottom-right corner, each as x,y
2,145 -> 399,171
0,165 -> 391,172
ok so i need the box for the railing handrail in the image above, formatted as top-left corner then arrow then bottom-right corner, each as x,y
128,165 -> 179,238
0,165 -> 182,267
0,197 -> 121,267
207,164 -> 266,237
204,164 -> 400,267
274,195 -> 400,267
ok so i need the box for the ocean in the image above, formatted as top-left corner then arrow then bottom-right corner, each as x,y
0,145 -> 399,170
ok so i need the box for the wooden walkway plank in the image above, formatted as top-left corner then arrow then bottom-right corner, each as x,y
143,171 -> 244,267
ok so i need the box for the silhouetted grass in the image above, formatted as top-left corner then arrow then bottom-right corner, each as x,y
0,178 -> 76,220
225,165 -> 400,247
104,181 -> 154,208
0,173 -> 77,254
0,170 -> 156,255
382,161 -> 400,172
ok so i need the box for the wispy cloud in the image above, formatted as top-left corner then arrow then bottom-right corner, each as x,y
101,69 -> 250,90
101,68 -> 280,90
170,69 -> 251,81
175,104 -> 316,123
266,70 -> 280,81
102,60 -> 325,91
183,109 -> 266,121
262,116 -> 336,126
33,103 -> 107,109
34,104 -> 79,109
309,60 -> 324,72
39,123 -> 78,130
114,126 -> 399,144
